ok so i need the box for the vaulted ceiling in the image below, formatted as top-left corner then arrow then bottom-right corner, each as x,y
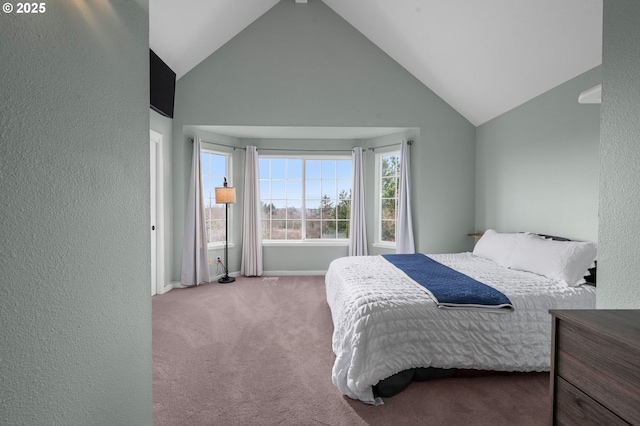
149,0 -> 602,126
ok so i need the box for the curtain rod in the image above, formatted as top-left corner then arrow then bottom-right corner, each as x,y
367,140 -> 413,151
188,138 -> 352,152
188,138 -> 413,152
188,138 -> 245,150
257,147 -> 356,153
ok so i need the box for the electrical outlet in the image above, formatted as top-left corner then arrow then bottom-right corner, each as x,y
208,257 -> 212,265
216,256 -> 222,263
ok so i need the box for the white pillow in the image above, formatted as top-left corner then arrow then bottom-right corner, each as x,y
472,229 -> 527,268
509,234 -> 597,286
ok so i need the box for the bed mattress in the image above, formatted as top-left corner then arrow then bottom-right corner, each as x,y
325,252 -> 596,404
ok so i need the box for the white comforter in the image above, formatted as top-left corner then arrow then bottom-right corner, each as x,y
325,253 -> 596,404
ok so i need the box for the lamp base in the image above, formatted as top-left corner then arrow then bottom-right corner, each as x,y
218,275 -> 236,284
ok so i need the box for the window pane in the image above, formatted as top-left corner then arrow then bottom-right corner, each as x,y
261,202 -> 272,220
271,159 -> 286,179
306,220 -> 321,239
322,179 -> 337,199
337,199 -> 350,220
287,220 -> 302,240
321,198 -> 336,219
381,220 -> 395,242
272,200 -> 286,219
259,159 -> 270,179
381,198 -> 396,220
210,205 -> 225,223
337,180 -> 351,198
322,160 -> 336,178
210,220 -> 225,242
337,160 -> 351,178
322,221 -> 336,238
261,220 -> 271,239
287,200 -> 302,220
306,202 -> 321,220
306,179 -> 321,199
382,154 -> 399,176
260,180 -> 270,199
288,159 -> 303,178
271,180 -> 286,199
287,180 -> 302,198
203,179 -> 213,206
381,177 -> 397,199
306,160 -> 321,179
211,155 -> 226,175
271,220 -> 286,239
337,221 -> 349,239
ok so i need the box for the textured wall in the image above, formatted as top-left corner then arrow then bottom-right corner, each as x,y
173,0 -> 476,276
598,0 -> 640,308
0,2 -> 152,425
475,67 -> 601,242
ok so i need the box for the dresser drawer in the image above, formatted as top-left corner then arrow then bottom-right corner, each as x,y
556,319 -> 640,425
555,377 -> 629,426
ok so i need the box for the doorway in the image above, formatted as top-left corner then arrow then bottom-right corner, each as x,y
150,130 -> 165,295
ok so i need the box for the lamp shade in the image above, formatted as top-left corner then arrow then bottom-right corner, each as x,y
215,186 -> 236,204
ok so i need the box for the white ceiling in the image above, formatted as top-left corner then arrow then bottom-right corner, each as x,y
150,0 -> 602,126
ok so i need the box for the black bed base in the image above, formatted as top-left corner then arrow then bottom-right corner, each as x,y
373,367 -> 457,398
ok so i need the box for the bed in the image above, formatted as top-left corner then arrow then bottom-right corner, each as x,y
325,230 -> 597,404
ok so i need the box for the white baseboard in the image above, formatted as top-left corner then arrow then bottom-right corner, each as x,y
161,281 -> 178,294
159,270 -> 325,295
262,270 -> 327,276
218,270 -> 326,277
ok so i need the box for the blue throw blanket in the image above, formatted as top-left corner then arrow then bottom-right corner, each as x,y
382,254 -> 513,312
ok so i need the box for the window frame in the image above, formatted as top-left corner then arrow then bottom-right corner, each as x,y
201,148 -> 234,249
373,149 -> 400,249
259,154 -> 352,246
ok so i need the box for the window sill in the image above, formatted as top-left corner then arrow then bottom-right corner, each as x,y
207,243 -> 236,250
262,240 -> 349,247
372,242 -> 396,249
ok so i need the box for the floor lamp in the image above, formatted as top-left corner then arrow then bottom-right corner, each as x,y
215,177 -> 236,283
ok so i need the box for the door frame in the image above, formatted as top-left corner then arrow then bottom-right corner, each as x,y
150,129 -> 166,295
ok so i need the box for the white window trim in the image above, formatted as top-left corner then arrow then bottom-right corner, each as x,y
374,148 -> 400,248
201,148 -> 234,249
372,241 -> 397,249
259,154 -> 352,245
262,240 -> 349,247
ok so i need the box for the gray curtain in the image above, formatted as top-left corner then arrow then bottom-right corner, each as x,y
241,146 -> 263,276
349,147 -> 367,256
396,139 -> 415,254
180,136 -> 211,286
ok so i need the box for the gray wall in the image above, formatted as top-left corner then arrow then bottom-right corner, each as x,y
475,66 -> 601,242
1,3 -> 152,425
598,0 -> 640,308
172,0 -> 476,277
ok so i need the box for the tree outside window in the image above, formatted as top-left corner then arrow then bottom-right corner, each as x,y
260,157 -> 351,241
379,152 -> 400,243
201,150 -> 230,245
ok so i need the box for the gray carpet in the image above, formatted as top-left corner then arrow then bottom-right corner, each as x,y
153,275 -> 548,425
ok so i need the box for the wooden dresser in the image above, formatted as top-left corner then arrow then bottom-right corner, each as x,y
550,310 -> 640,425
